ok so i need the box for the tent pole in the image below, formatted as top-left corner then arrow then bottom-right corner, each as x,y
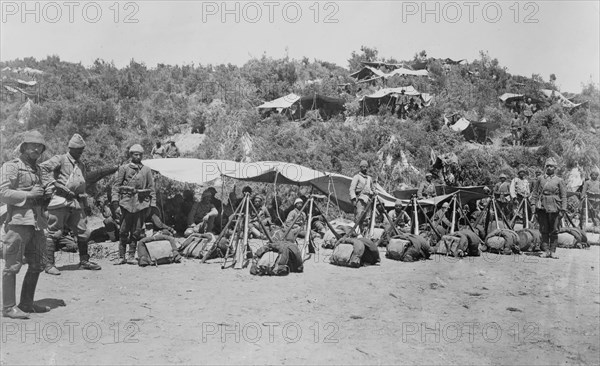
524,197 -> 529,229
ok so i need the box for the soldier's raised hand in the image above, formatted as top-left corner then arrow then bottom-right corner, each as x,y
26,186 -> 45,199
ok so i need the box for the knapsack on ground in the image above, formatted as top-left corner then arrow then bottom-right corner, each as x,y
250,241 -> 303,276
330,237 -> 379,267
138,234 -> 182,266
387,234 -> 431,262
516,228 -> 541,252
483,229 -> 520,255
179,233 -> 228,259
557,227 -> 588,249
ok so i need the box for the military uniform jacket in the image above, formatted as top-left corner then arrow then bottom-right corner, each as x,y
349,173 -> 373,203
388,209 -> 411,227
494,181 -> 511,202
582,179 -> 600,201
285,208 -> 306,230
510,177 -> 530,199
0,156 -> 48,229
112,162 -> 156,213
530,174 -> 567,213
40,153 -> 87,210
417,181 -> 436,199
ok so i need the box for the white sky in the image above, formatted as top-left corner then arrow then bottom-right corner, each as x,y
1,0 -> 598,93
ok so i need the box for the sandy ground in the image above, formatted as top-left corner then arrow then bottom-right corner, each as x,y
1,231 -> 599,365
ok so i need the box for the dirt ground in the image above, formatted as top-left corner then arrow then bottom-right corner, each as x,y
1,228 -> 599,365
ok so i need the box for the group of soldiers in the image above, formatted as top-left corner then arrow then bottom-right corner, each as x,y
0,131 -> 158,319
349,159 -> 600,260
510,97 -> 537,146
2,130 -> 600,319
150,140 -> 180,159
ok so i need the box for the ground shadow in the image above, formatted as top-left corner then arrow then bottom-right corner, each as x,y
35,298 -> 66,309
57,264 -> 81,271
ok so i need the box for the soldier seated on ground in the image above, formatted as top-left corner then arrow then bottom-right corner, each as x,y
386,200 -> 412,234
186,190 -> 218,236
248,195 -> 272,239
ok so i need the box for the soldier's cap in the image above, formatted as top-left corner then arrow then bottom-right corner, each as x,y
395,199 -> 404,207
242,186 -> 253,194
294,198 -> 304,205
591,167 -> 599,175
442,202 -> 450,208
206,187 -> 217,194
68,133 -> 86,149
359,160 -> 369,167
201,190 -> 212,198
252,194 -> 264,202
129,144 -> 144,153
545,157 -> 558,166
518,166 -> 528,174
425,172 -> 433,177
499,173 -> 507,179
19,130 -> 46,153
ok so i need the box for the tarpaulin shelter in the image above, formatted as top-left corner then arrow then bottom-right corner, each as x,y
257,93 -> 345,121
540,89 -> 587,110
358,86 -> 433,115
446,117 -> 499,143
392,185 -> 488,206
349,66 -> 428,83
142,158 -> 397,214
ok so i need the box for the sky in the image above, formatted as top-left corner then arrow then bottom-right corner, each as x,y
1,0 -> 598,93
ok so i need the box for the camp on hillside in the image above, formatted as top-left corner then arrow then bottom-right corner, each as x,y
257,93 -> 345,121
358,86 -> 433,116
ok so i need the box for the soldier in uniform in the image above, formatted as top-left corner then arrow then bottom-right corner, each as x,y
111,144 -> 156,264
581,167 -> 600,227
386,200 -> 412,233
432,202 -> 452,231
530,158 -> 566,259
349,160 -> 374,231
186,190 -> 218,235
510,166 -> 531,221
493,173 -> 512,219
1,130 -> 53,319
417,172 -> 436,199
40,134 -> 101,275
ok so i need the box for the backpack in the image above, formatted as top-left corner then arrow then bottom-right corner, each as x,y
387,234 -> 431,262
250,241 -> 303,276
557,227 -> 588,249
516,228 -> 541,252
137,235 -> 182,266
330,238 -> 380,267
483,229 -> 520,255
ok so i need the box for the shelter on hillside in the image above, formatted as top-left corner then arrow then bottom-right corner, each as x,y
257,93 -> 345,121
445,116 -> 499,144
358,86 -> 433,116
349,66 -> 429,83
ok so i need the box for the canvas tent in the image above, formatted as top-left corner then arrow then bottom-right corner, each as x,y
350,66 -> 429,83
540,89 -> 587,110
358,86 -> 433,115
446,117 -> 499,143
143,158 -> 398,214
257,93 -> 345,121
392,185 -> 489,206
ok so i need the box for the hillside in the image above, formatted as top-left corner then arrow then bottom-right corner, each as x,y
1,49 -> 599,198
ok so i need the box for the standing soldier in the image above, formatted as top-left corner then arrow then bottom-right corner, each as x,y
1,130 -> 52,319
417,172 -> 436,199
510,166 -> 531,221
112,144 -> 156,264
349,160 -> 374,231
581,167 -> 600,227
494,173 -> 512,219
40,134 -> 101,275
530,158 -> 566,259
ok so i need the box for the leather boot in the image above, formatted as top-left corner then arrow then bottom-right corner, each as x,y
78,239 -> 101,270
116,239 -> 127,264
44,238 -> 61,275
18,271 -> 50,313
549,240 -> 559,259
